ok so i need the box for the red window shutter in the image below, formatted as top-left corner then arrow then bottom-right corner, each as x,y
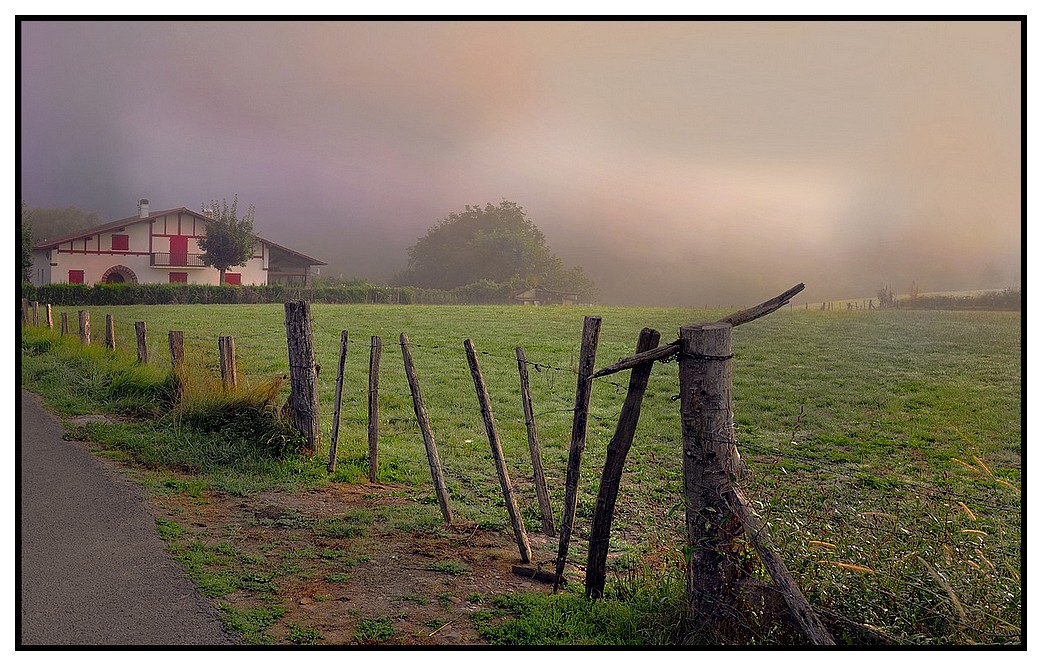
224,273 -> 241,285
111,234 -> 129,251
68,270 -> 84,284
169,272 -> 188,284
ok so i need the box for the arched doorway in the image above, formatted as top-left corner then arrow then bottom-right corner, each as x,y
101,265 -> 138,284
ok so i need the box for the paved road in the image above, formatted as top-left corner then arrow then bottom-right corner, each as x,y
19,391 -> 236,646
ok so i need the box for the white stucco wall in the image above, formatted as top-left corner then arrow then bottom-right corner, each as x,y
38,210 -> 273,285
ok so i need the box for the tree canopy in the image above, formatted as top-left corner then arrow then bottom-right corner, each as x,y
393,201 -> 595,300
21,201 -> 33,282
198,195 -> 257,284
24,205 -> 100,244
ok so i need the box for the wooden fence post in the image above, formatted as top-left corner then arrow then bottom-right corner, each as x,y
585,327 -> 660,599
78,310 -> 90,345
516,346 -> 555,537
465,338 -> 532,564
105,314 -> 116,350
284,300 -> 320,456
46,305 -> 53,329
32,301 -> 39,326
553,315 -> 601,592
400,332 -> 453,524
135,322 -> 148,364
368,335 -> 382,483
327,330 -> 349,474
20,298 -> 28,324
219,337 -> 230,389
61,312 -> 69,336
679,322 -> 741,622
168,331 -> 184,367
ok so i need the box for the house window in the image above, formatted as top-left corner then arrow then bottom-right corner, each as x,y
111,234 -> 129,251
224,273 -> 241,285
68,270 -> 84,284
169,272 -> 188,284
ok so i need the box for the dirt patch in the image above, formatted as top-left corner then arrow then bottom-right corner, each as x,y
144,476 -> 565,645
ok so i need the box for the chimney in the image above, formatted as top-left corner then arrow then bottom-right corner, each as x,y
138,198 -> 150,218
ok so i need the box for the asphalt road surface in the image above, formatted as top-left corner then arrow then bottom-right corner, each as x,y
19,390 -> 236,646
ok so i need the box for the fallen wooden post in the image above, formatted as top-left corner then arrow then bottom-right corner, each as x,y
135,322 -> 148,364
328,330 -> 349,474
368,335 -> 382,483
285,300 -> 320,456
400,332 -> 453,524
516,346 -> 555,536
591,340 -> 680,379
554,315 -> 601,592
585,327 -> 660,599
465,338 -> 532,563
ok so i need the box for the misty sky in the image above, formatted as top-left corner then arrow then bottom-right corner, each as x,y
19,20 -> 1022,306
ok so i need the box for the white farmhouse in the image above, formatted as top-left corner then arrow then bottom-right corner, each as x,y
29,199 -> 325,287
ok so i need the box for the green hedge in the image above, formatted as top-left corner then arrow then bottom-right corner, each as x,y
19,282 -> 483,306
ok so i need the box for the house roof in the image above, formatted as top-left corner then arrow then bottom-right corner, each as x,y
33,206 -> 326,266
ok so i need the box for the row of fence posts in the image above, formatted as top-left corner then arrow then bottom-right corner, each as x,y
20,299 -> 237,387
21,292 -> 833,644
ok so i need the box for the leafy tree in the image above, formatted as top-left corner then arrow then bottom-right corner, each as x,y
198,195 -> 257,284
24,205 -> 100,243
20,201 -> 33,282
394,201 -> 595,299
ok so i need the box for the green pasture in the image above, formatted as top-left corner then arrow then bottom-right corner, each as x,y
22,303 -> 1022,643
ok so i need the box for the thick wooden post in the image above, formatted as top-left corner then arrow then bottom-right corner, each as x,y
328,330 -> 349,474
553,315 -> 601,592
168,331 -> 185,367
32,301 -> 39,326
284,300 -> 320,456
61,312 -> 69,336
465,338 -> 532,563
78,310 -> 90,345
219,337 -> 230,389
46,305 -> 53,330
679,323 -> 739,622
368,335 -> 382,483
516,346 -> 555,537
135,321 -> 148,364
400,332 -> 453,524
20,298 -> 28,324
225,336 -> 237,388
586,327 -> 660,599
105,314 -> 116,350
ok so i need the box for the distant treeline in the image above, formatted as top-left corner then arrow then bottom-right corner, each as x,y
893,288 -> 1021,311
20,279 -> 523,307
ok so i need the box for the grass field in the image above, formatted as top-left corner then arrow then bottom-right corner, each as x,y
21,303 -> 1022,644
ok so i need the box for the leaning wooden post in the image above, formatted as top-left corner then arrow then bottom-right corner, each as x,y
516,346 -> 555,537
78,310 -> 90,345
679,322 -> 742,623
367,335 -> 382,483
586,327 -> 660,599
60,312 -> 69,336
400,332 -> 453,524
135,321 -> 148,364
168,331 -> 185,367
105,314 -> 116,351
465,338 -> 532,563
46,305 -> 53,330
284,300 -> 320,456
553,315 -> 601,592
327,330 -> 349,474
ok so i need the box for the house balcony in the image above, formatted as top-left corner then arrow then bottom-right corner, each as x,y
151,253 -> 207,268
